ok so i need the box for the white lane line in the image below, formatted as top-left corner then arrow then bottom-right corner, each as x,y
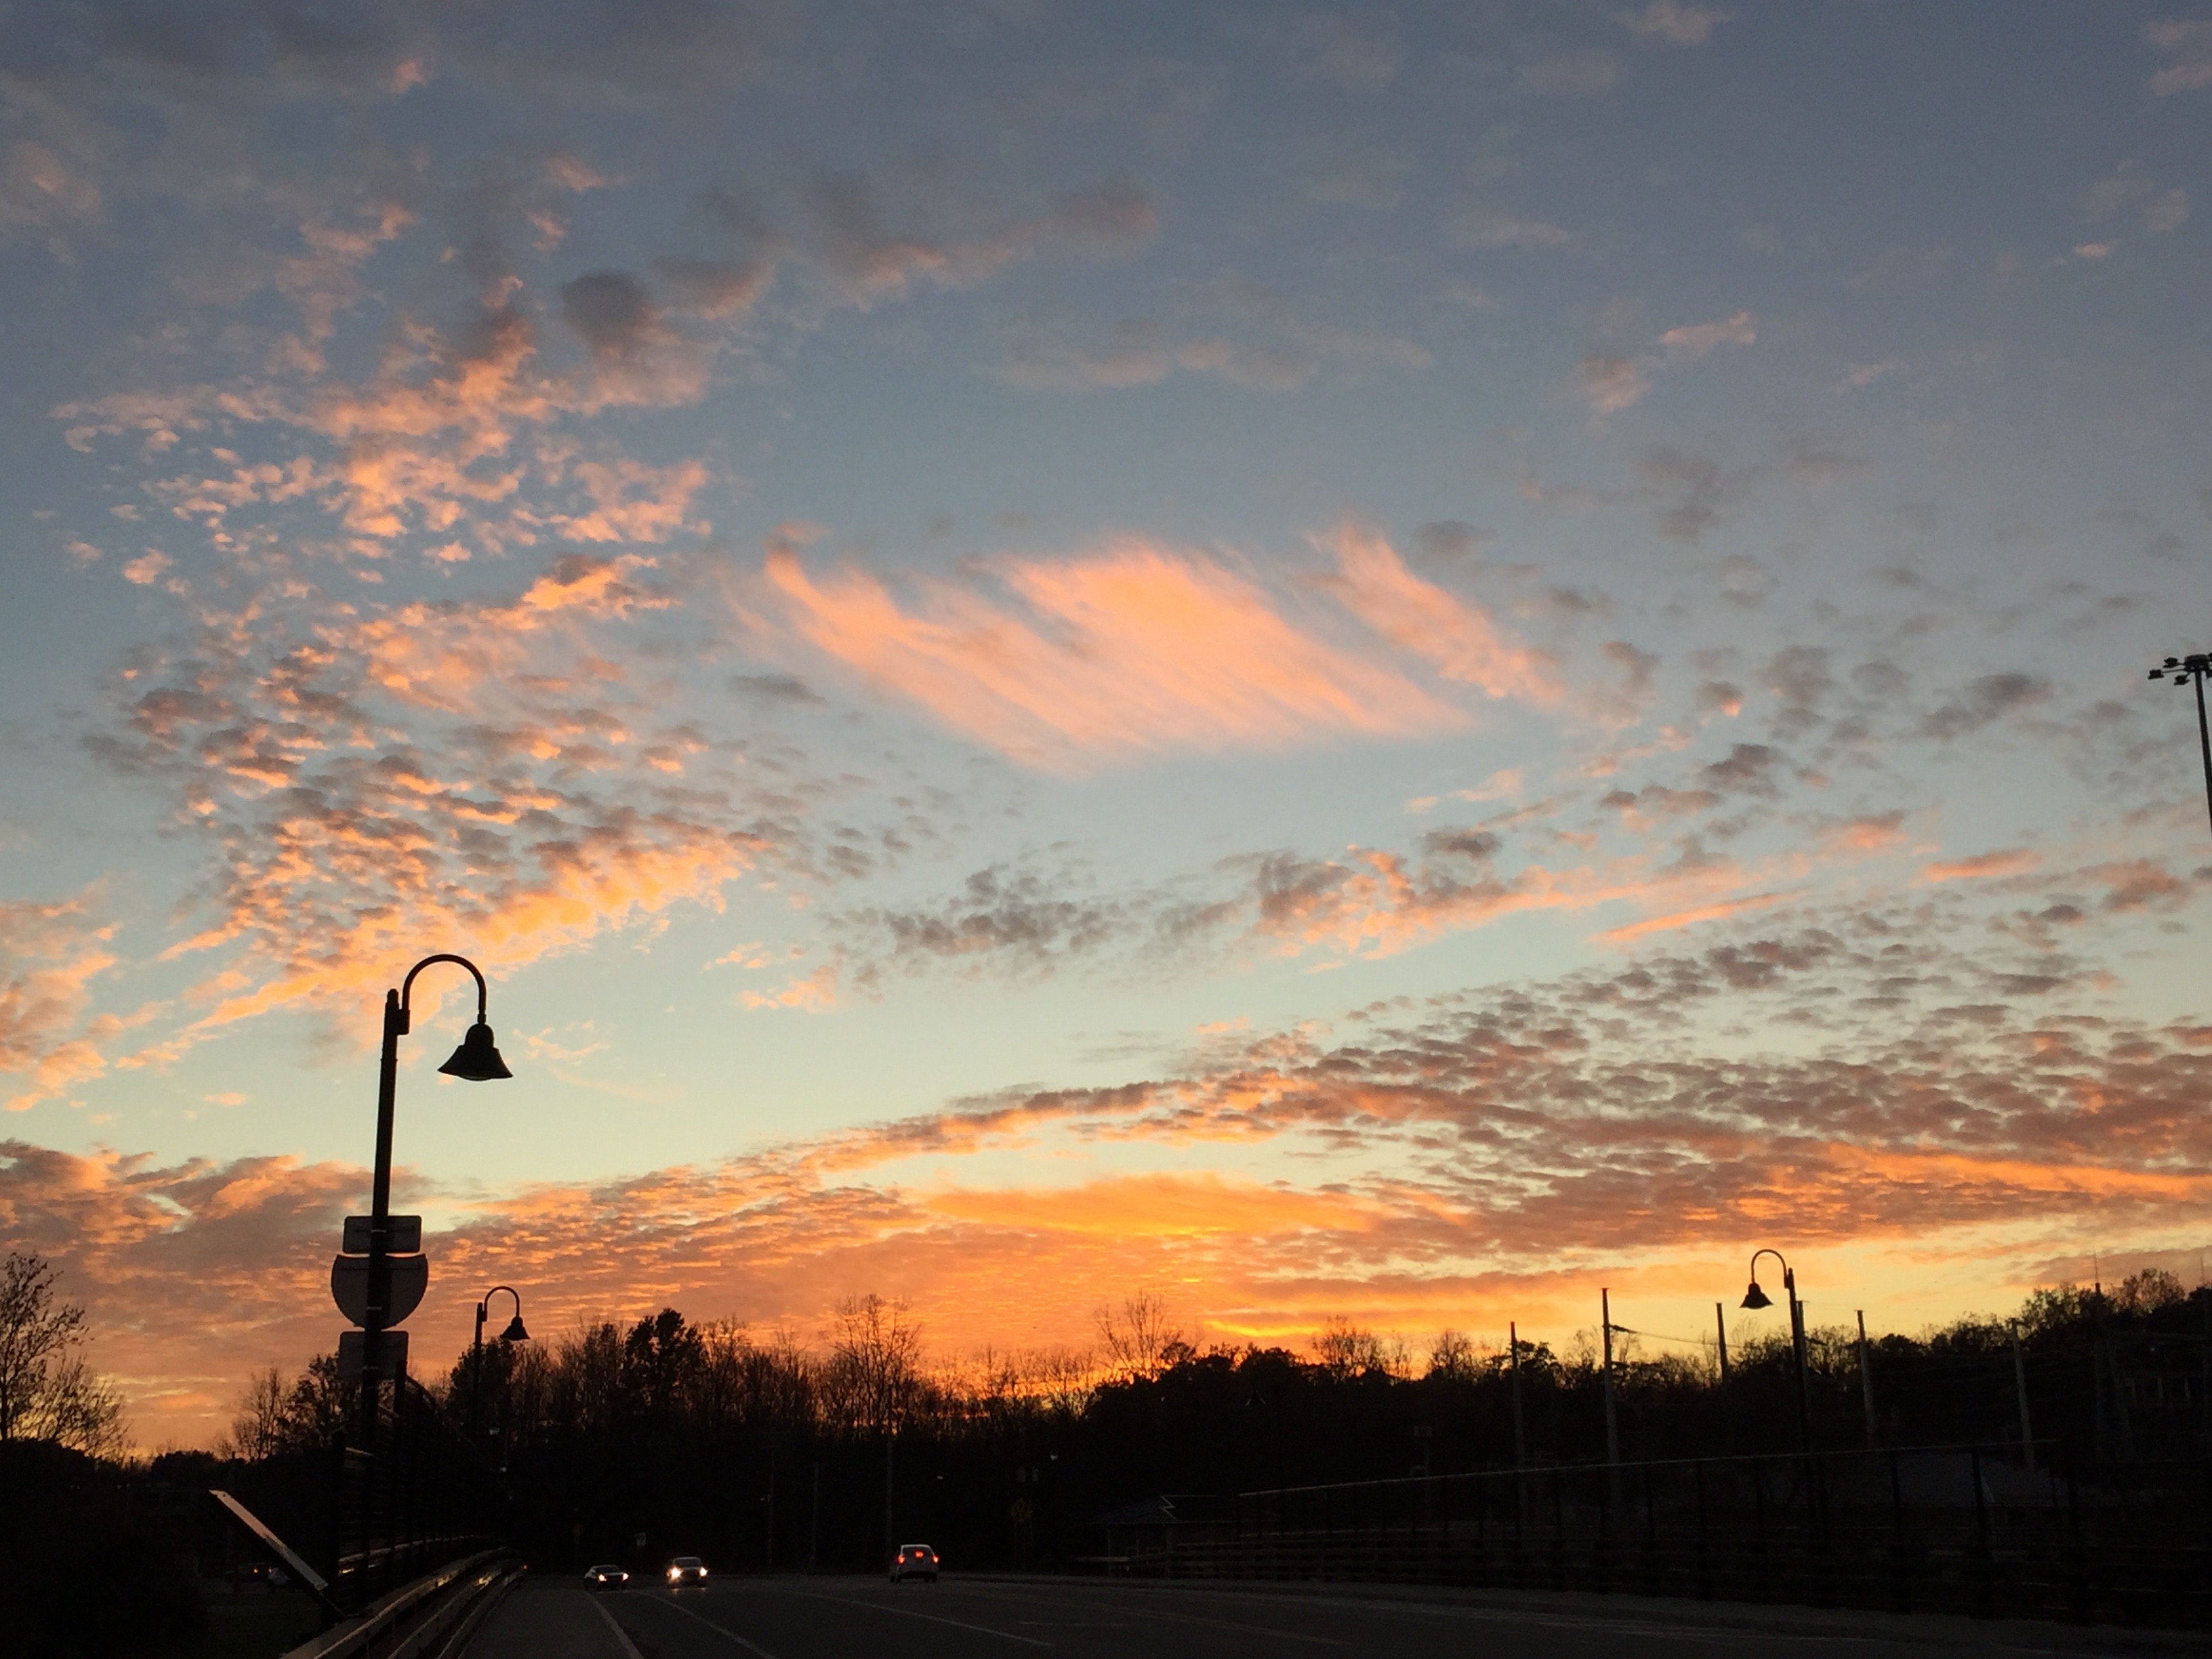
764,1586 -> 1054,1648
1077,1606 -> 1345,1646
649,1591 -> 785,1659
588,1595 -> 647,1659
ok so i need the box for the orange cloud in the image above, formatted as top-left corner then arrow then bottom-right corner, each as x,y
1922,848 -> 2040,882
762,536 -> 1464,769
1599,889 -> 1793,943
922,1172 -> 1376,1238
1322,525 -> 1563,706
1,898 -> 121,1111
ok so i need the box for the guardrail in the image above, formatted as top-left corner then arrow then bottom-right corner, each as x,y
1096,1444 -> 2212,1630
283,1549 -> 523,1659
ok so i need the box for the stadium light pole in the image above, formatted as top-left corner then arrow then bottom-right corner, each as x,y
1740,1248 -> 1812,1455
2146,653 -> 2212,838
354,954 -> 512,1452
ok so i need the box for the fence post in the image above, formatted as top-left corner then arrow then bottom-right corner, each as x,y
1750,1456 -> 1769,1599
1887,1448 -> 1908,1614
1969,1444 -> 1992,1620
1693,1460 -> 1709,1601
2062,1436 -> 2089,1624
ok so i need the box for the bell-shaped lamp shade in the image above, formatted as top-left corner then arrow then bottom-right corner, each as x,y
439,1021 -> 512,1082
1740,1279 -> 1773,1311
499,1313 -> 531,1343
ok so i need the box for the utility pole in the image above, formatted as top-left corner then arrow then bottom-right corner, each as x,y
1601,1289 -> 1620,1467
1601,1289 -> 1622,1523
1508,1321 -> 1527,1469
1714,1303 -> 1730,1386
2009,1321 -> 2035,1471
1855,1311 -> 1877,1448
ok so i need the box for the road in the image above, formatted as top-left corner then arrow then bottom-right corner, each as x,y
465,1574 -> 2199,1659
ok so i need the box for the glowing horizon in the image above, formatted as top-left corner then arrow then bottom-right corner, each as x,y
3,1 -> 2211,1448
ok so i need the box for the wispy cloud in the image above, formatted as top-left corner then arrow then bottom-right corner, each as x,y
1574,310 -> 1757,415
2144,20 -> 2212,96
758,534 -> 1467,769
1320,525 -> 1563,706
1618,3 -> 1729,47
1,899 -> 121,1111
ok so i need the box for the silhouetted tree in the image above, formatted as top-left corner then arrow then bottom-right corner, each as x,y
0,1250 -> 125,1454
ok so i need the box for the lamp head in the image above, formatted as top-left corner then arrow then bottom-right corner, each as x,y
1740,1279 -> 1773,1311
439,1021 -> 512,1081
499,1313 -> 530,1343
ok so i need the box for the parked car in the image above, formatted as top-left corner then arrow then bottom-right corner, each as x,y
583,1564 -> 630,1592
890,1543 -> 939,1582
665,1555 -> 709,1587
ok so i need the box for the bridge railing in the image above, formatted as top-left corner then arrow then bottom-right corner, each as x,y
1101,1443 -> 2212,1630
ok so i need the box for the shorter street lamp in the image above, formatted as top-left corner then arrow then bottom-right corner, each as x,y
471,1285 -> 529,1437
1741,1248 -> 1813,1454
2145,652 -> 2212,838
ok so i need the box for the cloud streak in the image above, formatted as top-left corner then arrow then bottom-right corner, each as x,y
760,535 -> 1469,770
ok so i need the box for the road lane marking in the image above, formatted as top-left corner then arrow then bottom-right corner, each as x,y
588,1595 -> 647,1659
1073,1605 -> 1345,1646
943,1589 -> 1343,1647
763,1586 -> 1054,1647
649,1592 -> 785,1659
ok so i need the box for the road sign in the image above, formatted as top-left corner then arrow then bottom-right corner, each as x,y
331,1252 -> 428,1327
335,1328 -> 407,1382
342,1214 -> 421,1253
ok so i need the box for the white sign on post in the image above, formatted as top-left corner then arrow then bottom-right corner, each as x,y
341,1214 -> 422,1254
331,1252 -> 428,1327
336,1328 -> 408,1383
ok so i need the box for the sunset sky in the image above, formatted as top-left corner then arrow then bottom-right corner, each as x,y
5,1 -> 2212,1448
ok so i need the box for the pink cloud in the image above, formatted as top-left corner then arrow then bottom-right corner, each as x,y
761,535 -> 1465,769
1923,848 -> 2041,883
1,899 -> 121,1111
1322,525 -> 1564,707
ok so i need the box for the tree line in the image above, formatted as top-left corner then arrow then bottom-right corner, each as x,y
5,1246 -> 2207,1584
202,1269 -> 2212,1574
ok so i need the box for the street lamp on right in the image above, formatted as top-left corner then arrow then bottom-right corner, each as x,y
2145,651 -> 2212,838
1742,1248 -> 1813,1454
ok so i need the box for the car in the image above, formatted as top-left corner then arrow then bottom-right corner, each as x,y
583,1563 -> 630,1592
665,1555 -> 709,1587
890,1543 -> 939,1583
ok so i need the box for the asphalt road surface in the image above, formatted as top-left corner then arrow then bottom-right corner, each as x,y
465,1574 -> 2198,1659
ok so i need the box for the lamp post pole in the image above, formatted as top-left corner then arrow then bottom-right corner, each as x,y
2146,652 -> 2212,837
354,954 -> 511,1453
1741,1248 -> 1812,1456
470,1286 -> 529,1438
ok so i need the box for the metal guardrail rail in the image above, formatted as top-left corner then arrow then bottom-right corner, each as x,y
1093,1444 -> 2212,1630
282,1549 -> 524,1659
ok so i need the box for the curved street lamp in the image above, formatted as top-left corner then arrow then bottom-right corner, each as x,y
470,1285 -> 529,1437
355,954 -> 512,1448
1741,1248 -> 1813,1454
